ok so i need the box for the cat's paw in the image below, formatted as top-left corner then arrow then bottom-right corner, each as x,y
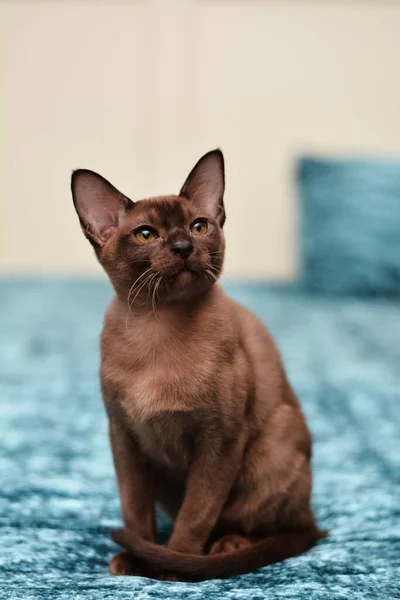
109,550 -> 144,576
209,534 -> 253,555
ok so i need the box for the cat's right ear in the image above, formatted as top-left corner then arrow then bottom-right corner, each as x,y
180,149 -> 226,226
71,170 -> 134,248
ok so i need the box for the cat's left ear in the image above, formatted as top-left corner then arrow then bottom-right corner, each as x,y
180,149 -> 225,226
71,169 -> 134,248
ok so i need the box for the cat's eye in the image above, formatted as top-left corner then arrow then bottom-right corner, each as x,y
134,227 -> 158,244
190,219 -> 208,236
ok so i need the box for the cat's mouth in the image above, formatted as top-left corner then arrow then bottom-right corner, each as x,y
167,263 -> 200,282
183,264 -> 198,275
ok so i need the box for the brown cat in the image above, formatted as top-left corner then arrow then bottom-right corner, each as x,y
71,149 -> 325,581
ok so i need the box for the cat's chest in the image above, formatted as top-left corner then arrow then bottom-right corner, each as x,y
115,345 -> 217,424
102,317 -> 219,469
133,412 -> 195,471
133,365 -> 204,407
113,362 -> 214,471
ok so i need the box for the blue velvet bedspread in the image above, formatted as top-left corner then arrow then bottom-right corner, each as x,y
1,279 -> 399,599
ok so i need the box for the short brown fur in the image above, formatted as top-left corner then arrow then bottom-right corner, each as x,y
71,149 -> 324,581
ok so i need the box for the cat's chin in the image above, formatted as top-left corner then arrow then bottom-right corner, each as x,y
165,271 -> 199,295
167,266 -> 199,284
162,267 -> 215,302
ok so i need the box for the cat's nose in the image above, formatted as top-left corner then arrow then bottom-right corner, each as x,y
171,239 -> 194,260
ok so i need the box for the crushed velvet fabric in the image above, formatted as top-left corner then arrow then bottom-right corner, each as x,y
1,280 -> 398,599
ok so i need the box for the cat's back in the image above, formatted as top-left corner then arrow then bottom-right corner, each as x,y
226,295 -> 281,363
226,295 -> 294,423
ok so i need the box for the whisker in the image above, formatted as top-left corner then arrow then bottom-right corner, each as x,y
125,269 -> 157,333
130,271 -> 156,306
125,270 -> 152,332
126,282 -> 136,314
127,267 -> 154,310
209,253 -> 255,277
205,263 -> 220,273
147,273 -> 160,318
205,268 -> 218,283
209,251 -> 252,271
146,272 -> 158,303
152,276 -> 162,322
204,262 -> 220,275
204,261 -> 236,285
155,277 -> 162,305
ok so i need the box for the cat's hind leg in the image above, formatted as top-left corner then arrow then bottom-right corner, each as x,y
208,534 -> 254,555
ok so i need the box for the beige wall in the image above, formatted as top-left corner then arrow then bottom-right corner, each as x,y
1,0 -> 400,279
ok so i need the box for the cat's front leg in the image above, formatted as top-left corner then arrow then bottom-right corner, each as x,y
109,418 -> 157,543
167,432 -> 245,555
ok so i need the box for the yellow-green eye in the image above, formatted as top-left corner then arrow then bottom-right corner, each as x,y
134,228 -> 158,244
190,219 -> 208,236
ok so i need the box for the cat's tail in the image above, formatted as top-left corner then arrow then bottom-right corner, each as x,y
110,526 -> 327,581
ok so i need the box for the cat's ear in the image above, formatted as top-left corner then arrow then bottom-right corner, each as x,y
180,149 -> 226,226
71,169 -> 134,247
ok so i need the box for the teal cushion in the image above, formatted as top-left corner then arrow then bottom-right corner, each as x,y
298,156 -> 400,295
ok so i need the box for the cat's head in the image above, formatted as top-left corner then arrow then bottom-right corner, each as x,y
71,149 -> 226,305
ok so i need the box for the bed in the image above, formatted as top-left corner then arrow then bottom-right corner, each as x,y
1,278 -> 398,599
